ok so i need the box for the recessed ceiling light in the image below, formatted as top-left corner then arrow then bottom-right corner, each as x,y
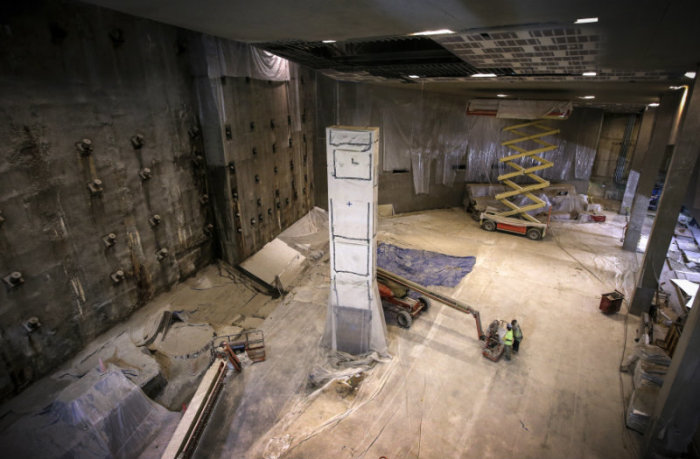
471,73 -> 497,78
684,71 -> 696,79
408,75 -> 420,79
579,95 -> 595,100
497,94 -> 508,98
322,40 -> 336,44
582,71 -> 597,77
574,17 -> 598,24
669,85 -> 684,90
648,103 -> 660,107
410,29 -> 455,36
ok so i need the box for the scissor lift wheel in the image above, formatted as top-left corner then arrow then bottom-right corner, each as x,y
526,227 -> 543,240
396,310 -> 413,328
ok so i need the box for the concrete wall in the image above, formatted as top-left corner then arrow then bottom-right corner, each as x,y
683,153 -> 700,222
378,170 -> 466,213
591,113 -> 641,184
0,2 -> 214,398
221,73 -> 316,260
0,2 -> 319,399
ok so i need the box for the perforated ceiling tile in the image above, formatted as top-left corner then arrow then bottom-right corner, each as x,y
434,26 -> 600,75
283,25 -> 682,84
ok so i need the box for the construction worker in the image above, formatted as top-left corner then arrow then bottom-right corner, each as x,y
503,323 -> 514,361
511,320 -> 523,353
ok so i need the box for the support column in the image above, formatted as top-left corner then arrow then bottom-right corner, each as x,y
620,108 -> 656,215
643,292 -> 700,458
189,34 -> 239,265
630,78 -> 699,316
324,126 -> 387,354
623,92 -> 681,252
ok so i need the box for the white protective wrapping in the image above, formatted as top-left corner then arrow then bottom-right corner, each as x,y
320,78 -> 603,194
465,108 -> 603,183
330,83 -> 469,194
0,368 -> 176,459
202,35 -> 289,81
324,126 -> 387,354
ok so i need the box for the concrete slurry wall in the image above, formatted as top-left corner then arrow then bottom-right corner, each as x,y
0,2 -> 213,398
222,73 -> 316,260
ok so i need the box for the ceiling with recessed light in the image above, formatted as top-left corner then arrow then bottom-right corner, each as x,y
83,0 -> 700,109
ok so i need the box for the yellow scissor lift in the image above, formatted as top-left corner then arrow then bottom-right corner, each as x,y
480,120 -> 557,240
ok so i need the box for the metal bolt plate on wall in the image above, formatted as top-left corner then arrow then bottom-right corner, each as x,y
131,134 -> 145,149
110,269 -> 125,284
139,168 -> 152,180
23,317 -> 41,332
87,179 -> 104,195
149,214 -> 162,227
156,248 -> 169,261
3,271 -> 24,288
102,233 -> 117,248
76,138 -> 93,156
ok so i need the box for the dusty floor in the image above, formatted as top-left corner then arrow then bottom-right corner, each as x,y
191,208 -> 643,459
0,207 -> 646,459
0,263 -> 276,436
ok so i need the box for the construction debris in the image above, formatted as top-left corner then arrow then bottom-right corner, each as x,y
626,382 -> 659,434
162,360 -> 229,459
621,343 -> 672,432
0,368 -> 178,459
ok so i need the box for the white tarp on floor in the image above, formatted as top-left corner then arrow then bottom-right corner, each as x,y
0,367 -> 177,459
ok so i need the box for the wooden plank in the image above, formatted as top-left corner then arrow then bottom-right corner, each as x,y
162,360 -> 226,459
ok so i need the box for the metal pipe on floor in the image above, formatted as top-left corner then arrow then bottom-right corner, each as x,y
376,267 -> 485,340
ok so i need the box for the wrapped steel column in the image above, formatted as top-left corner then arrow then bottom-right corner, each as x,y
323,126 -> 387,354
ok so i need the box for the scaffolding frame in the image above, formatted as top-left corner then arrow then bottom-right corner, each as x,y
495,120 -> 558,223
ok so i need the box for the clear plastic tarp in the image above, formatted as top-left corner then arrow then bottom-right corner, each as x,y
202,35 -> 290,81
276,206 -> 329,256
465,107 -> 603,183
0,368 -> 177,459
327,82 -> 469,194
318,77 -> 604,195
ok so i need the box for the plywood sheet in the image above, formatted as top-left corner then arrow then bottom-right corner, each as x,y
239,238 -> 306,291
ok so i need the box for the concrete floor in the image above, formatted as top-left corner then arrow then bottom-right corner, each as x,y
0,207 -> 645,458
192,208 -> 643,458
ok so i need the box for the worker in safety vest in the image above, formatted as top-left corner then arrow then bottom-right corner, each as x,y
503,323 -> 514,361
511,320 -> 523,353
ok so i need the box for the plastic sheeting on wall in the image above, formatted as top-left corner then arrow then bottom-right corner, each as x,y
465,116 -> 509,183
411,152 -> 432,194
202,35 -> 290,81
321,77 -> 603,194
331,83 -> 469,194
436,149 -> 466,187
569,108 -> 605,179
465,107 -> 603,183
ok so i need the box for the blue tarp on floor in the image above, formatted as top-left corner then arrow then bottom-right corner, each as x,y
377,243 -> 476,288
